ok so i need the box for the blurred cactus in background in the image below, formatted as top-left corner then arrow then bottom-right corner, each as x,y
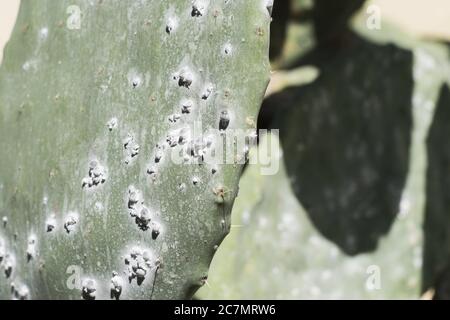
0,0 -> 271,299
198,0 -> 450,300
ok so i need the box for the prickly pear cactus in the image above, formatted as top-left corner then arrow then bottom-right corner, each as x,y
0,0 -> 271,299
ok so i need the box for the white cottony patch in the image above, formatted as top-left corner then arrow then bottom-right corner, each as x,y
127,185 -> 143,211
173,67 -> 195,89
26,235 -> 37,261
123,133 -> 140,164
12,283 -> 30,300
2,216 -> 7,227
127,186 -> 161,234
107,117 -> 118,131
124,247 -> 156,286
81,278 -> 97,300
168,113 -> 181,124
64,212 -> 78,234
154,147 -> 164,164
135,206 -> 152,231
146,166 -> 158,182
127,69 -> 143,89
178,183 -> 186,193
222,43 -> 233,56
128,69 -> 143,89
165,128 -> 190,151
3,254 -> 15,278
22,59 -> 38,72
110,271 -> 123,300
39,27 -> 49,40
191,0 -> 209,17
201,84 -> 214,100
82,159 -> 107,189
180,98 -> 194,114
0,239 -> 5,262
151,221 -> 162,240
264,0 -> 274,16
219,110 -> 231,130
166,16 -> 178,34
45,214 -> 57,232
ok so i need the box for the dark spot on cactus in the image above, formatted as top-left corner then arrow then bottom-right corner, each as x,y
178,130 -> 188,145
166,25 -> 172,34
136,270 -> 146,285
200,275 -> 208,286
26,236 -> 36,262
46,215 -> 56,232
178,75 -> 192,88
4,255 -> 13,278
211,166 -> 217,175
155,149 -> 163,163
219,110 -> 230,130
0,243 -> 4,263
191,5 -> 203,17
63,213 -> 78,234
192,177 -> 199,185
181,100 -> 193,114
168,113 -> 181,123
131,76 -> 142,88
223,43 -> 233,55
81,279 -> 96,300
175,69 -> 194,89
151,222 -> 161,240
147,166 -> 157,176
167,133 -> 179,147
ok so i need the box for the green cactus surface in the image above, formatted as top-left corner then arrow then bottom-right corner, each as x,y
0,0 -> 271,299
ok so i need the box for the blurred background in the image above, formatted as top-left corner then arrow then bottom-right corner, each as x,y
2,0 -> 450,299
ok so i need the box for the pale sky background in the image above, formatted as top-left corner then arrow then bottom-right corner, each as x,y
0,0 -> 450,63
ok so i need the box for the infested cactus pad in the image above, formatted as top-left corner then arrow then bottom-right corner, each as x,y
0,0 -> 270,299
